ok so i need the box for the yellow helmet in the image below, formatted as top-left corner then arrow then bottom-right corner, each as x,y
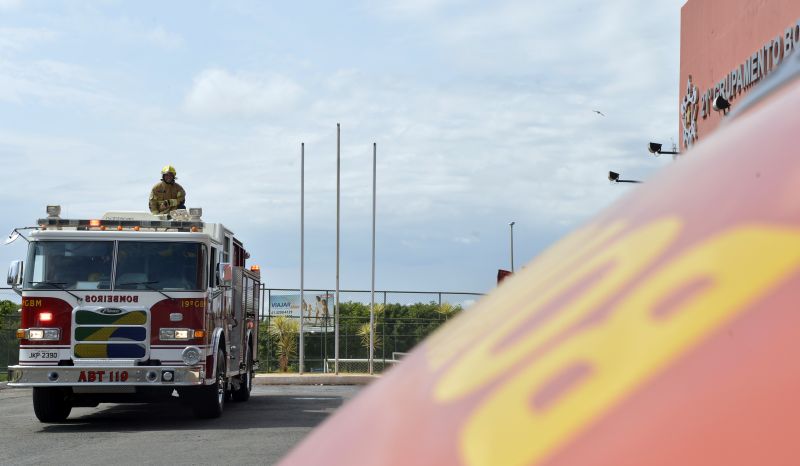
161,165 -> 177,176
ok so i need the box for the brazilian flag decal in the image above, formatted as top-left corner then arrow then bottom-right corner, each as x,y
73,308 -> 149,359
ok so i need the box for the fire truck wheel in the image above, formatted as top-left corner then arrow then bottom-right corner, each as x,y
193,349 -> 227,419
232,343 -> 253,402
32,387 -> 72,423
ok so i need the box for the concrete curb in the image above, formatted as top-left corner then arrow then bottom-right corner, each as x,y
253,374 -> 378,386
0,375 -> 377,389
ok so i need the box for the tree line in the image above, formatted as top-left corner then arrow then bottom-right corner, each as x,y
0,300 -> 20,329
260,300 -> 462,373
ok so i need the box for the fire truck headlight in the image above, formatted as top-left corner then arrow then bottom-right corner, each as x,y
182,346 -> 202,365
27,328 -> 60,340
160,328 -> 191,340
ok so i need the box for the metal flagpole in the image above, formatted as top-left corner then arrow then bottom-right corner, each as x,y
335,123 -> 340,374
299,142 -> 305,374
369,142 -> 376,375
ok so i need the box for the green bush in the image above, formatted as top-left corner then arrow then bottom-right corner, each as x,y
257,300 -> 461,373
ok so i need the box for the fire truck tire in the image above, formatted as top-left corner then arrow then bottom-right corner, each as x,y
232,342 -> 253,402
32,387 -> 72,423
193,349 -> 227,419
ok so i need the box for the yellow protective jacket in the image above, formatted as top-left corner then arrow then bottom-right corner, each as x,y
149,181 -> 186,214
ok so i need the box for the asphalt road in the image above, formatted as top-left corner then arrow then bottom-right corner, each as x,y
0,385 -> 361,466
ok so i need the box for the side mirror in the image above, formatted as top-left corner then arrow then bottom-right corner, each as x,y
4,230 -> 21,245
7,260 -> 23,287
218,263 -> 232,286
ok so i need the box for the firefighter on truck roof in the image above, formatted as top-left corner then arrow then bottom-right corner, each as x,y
149,165 -> 186,215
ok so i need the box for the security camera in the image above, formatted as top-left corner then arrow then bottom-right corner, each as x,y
647,141 -> 680,156
608,171 -> 620,182
713,95 -> 730,112
648,142 -> 662,154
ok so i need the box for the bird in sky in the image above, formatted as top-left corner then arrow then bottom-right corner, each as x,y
593,110 -> 605,116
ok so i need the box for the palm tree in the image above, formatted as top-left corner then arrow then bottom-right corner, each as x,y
268,316 -> 299,372
357,303 -> 385,353
437,302 -> 457,320
357,322 -> 382,352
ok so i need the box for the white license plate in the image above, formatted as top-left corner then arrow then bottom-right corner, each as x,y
26,350 -> 60,360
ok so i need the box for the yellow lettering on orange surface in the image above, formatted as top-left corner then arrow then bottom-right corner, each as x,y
433,218 -> 681,402
426,220 -> 630,371
460,226 -> 800,466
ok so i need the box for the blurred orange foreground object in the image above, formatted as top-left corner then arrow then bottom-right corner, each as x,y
281,62 -> 800,466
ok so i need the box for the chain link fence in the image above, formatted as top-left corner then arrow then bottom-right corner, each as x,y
0,286 -> 484,377
261,289 -> 483,374
1,315 -> 20,379
1,286 -> 21,380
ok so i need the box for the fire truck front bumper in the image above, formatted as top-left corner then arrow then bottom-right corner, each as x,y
6,365 -> 205,387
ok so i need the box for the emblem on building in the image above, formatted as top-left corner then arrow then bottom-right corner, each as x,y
680,76 -> 699,149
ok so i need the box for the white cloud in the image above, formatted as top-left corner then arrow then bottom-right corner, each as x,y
184,69 -> 304,117
0,27 -> 56,52
0,0 -> 22,11
366,0 -> 467,18
0,58 -> 105,105
146,26 -> 184,50
454,233 -> 479,245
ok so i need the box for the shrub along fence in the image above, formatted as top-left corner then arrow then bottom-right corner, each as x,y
260,289 -> 484,374
1,315 -> 20,377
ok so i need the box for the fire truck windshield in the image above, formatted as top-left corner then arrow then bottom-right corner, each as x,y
115,242 -> 205,291
25,241 -> 114,290
23,241 -> 206,292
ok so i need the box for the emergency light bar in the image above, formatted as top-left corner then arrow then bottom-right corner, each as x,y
37,218 -> 204,232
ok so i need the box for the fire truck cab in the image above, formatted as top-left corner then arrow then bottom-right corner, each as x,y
6,206 -> 260,421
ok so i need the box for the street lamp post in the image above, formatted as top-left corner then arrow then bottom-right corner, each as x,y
509,221 -> 515,272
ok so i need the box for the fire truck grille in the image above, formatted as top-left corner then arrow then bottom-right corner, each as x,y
73,309 -> 149,359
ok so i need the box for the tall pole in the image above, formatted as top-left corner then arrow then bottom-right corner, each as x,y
509,221 -> 515,272
266,288 -> 270,371
299,142 -> 305,374
335,123 -> 341,374
369,142 -> 376,375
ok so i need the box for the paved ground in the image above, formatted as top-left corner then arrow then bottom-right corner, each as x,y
0,385 -> 362,466
253,373 -> 378,385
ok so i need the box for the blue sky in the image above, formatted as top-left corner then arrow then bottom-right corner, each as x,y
0,0 -> 684,300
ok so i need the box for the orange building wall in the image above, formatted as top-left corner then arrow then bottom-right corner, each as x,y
679,0 -> 800,150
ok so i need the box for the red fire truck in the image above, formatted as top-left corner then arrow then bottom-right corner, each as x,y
5,207 -> 260,422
